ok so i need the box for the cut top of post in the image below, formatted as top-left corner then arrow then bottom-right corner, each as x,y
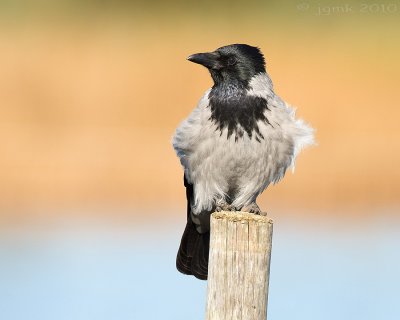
212,211 -> 273,224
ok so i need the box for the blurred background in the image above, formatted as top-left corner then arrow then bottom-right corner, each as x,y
0,0 -> 399,319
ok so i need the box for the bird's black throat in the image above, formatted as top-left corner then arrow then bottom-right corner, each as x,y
208,81 -> 272,141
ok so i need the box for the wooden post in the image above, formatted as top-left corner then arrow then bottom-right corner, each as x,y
205,211 -> 273,320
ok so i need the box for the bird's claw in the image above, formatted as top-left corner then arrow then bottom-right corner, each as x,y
215,199 -> 234,212
215,204 -> 234,212
241,203 -> 263,214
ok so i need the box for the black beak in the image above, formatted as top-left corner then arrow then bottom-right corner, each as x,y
187,52 -> 221,70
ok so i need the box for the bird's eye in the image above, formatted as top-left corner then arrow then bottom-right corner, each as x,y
227,56 -> 237,66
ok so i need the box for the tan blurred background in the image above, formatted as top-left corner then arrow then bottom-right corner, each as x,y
0,0 -> 399,222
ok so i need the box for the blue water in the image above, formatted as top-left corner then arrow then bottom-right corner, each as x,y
0,211 -> 399,320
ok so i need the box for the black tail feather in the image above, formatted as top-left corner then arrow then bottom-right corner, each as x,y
176,220 -> 209,280
176,175 -> 210,280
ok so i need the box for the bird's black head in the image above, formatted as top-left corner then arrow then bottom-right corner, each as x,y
187,44 -> 266,86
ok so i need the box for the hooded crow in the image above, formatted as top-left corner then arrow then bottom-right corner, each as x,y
173,44 -> 314,280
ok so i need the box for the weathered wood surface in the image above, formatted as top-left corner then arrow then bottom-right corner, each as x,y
205,211 -> 273,320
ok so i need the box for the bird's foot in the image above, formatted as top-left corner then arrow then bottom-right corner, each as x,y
241,203 -> 264,215
215,199 -> 234,212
